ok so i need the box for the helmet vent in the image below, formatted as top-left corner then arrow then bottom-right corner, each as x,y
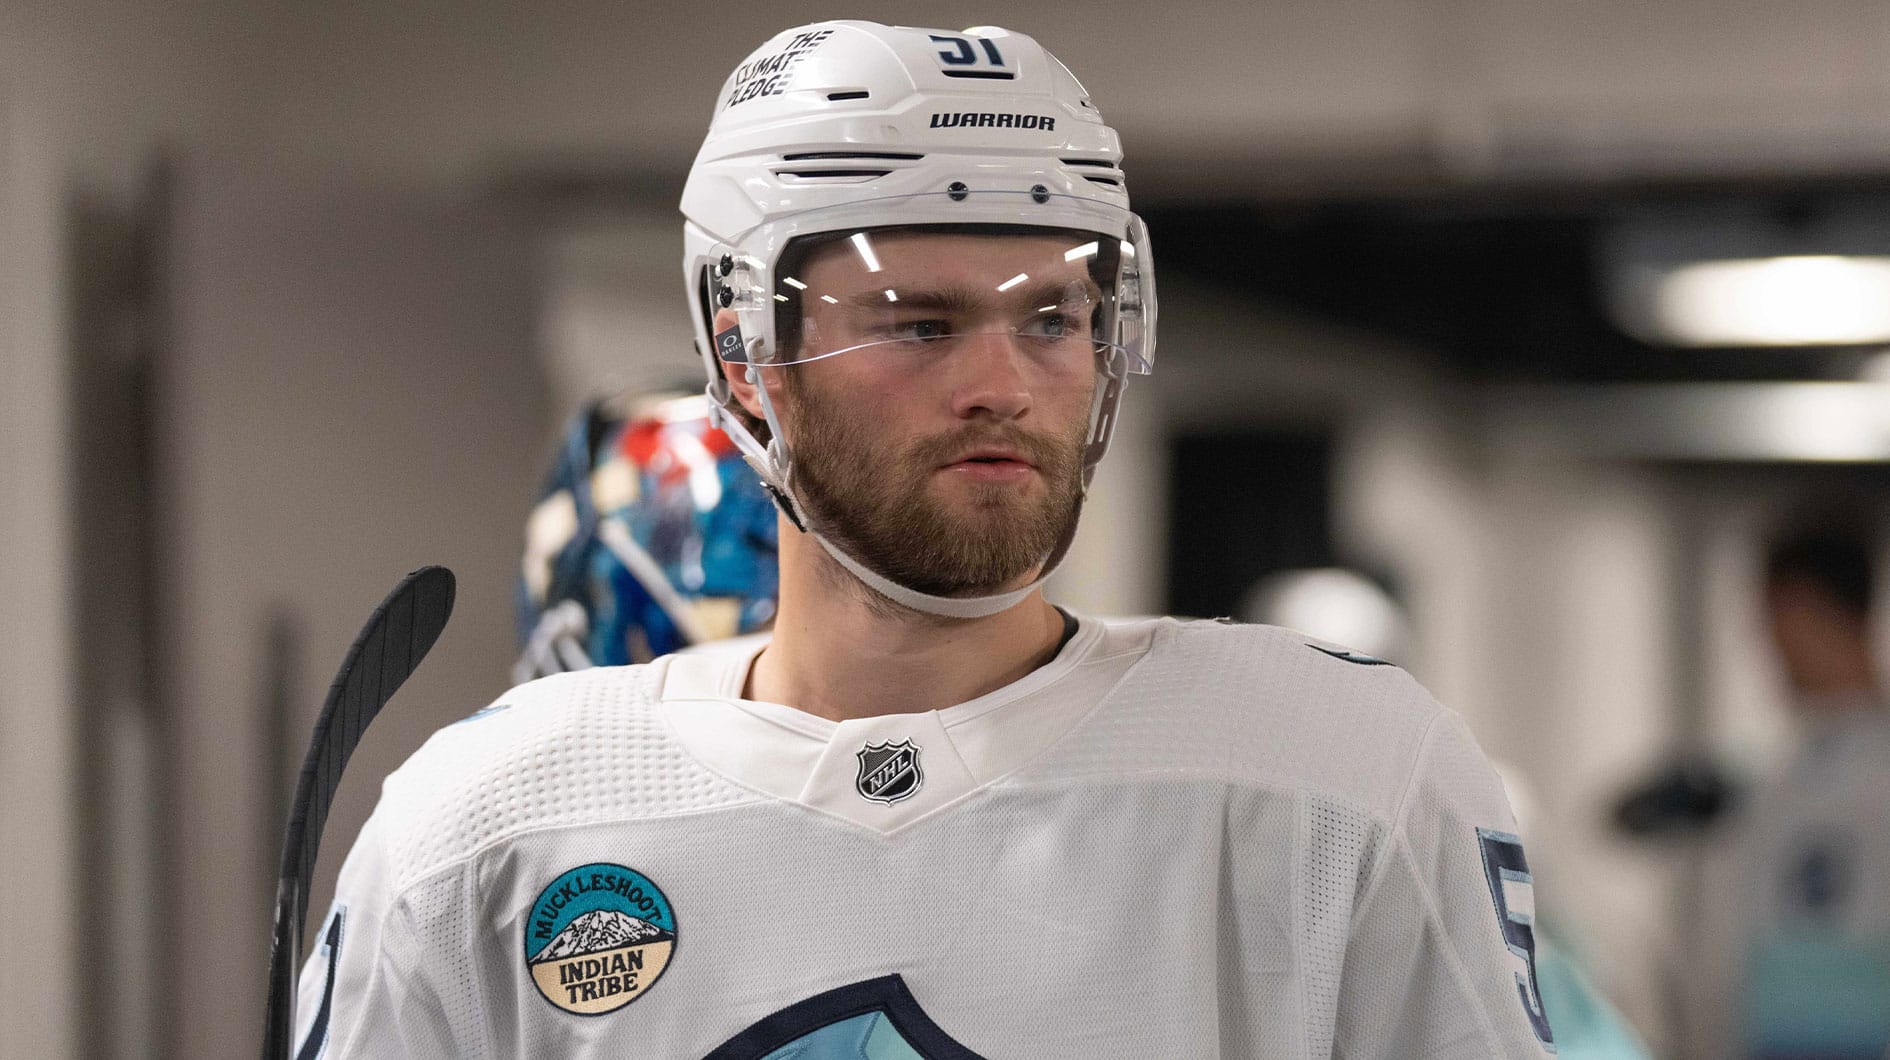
941,70 -> 1016,80
775,150 -> 925,183
775,168 -> 894,183
826,90 -> 870,101
781,151 -> 924,162
1063,158 -> 1124,187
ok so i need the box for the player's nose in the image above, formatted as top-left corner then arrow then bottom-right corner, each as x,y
948,331 -> 1033,421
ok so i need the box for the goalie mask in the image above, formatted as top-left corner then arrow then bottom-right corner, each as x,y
515,393 -> 779,681
681,21 -> 1156,618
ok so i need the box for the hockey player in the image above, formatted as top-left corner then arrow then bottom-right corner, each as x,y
295,21 -> 1555,1057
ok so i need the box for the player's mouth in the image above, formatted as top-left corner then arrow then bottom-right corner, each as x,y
939,447 -> 1038,483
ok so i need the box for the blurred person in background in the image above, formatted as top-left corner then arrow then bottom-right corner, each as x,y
513,391 -> 779,680
1694,519 -> 1890,1060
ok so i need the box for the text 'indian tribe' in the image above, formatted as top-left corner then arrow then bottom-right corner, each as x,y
558,949 -> 645,1006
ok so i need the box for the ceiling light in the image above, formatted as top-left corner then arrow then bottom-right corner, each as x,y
1641,255 -> 1890,346
850,233 -> 881,273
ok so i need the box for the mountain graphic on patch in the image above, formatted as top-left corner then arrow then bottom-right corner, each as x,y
531,908 -> 673,963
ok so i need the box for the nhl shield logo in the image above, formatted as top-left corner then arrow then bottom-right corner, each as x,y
855,739 -> 923,804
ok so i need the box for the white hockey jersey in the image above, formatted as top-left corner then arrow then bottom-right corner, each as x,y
294,616 -> 1555,1058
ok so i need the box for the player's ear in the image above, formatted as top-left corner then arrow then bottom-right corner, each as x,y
713,308 -> 776,422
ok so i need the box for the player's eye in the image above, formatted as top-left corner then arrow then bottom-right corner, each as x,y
1020,310 -> 1086,341
886,319 -> 951,342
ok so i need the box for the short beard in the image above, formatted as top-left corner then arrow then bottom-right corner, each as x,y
785,375 -> 1089,601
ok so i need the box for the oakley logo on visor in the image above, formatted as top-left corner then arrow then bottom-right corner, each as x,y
715,324 -> 747,364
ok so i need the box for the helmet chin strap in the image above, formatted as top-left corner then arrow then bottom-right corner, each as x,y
809,502 -> 1082,619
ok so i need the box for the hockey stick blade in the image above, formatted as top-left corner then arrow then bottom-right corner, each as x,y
260,565 -> 456,1060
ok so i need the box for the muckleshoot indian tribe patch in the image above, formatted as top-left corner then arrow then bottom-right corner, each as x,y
525,863 -> 676,1016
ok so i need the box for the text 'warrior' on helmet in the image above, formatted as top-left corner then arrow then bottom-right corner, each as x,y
679,21 -> 1157,619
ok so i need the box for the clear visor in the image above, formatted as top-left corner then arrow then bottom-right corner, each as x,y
706,192 -> 1155,376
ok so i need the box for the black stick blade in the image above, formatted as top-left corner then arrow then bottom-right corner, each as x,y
261,565 -> 455,1060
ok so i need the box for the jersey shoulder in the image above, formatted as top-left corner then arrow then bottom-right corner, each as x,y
1031,617 -> 1455,822
366,661 -> 756,891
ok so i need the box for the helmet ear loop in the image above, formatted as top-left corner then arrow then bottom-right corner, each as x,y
1079,346 -> 1130,494
747,354 -> 789,474
746,353 -> 810,532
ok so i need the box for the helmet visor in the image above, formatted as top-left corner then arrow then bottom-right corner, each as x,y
706,192 -> 1155,376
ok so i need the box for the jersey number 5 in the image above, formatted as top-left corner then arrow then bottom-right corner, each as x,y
1476,828 -> 1554,1047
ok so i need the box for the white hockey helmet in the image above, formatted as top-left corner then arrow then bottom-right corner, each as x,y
680,20 -> 1157,618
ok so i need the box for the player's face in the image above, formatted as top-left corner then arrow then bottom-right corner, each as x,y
780,231 -> 1101,598
1764,575 -> 1871,698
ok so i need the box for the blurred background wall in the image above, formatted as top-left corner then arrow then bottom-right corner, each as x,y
5,1 -> 1890,1056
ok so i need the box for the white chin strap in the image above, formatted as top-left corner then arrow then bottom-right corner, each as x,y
810,505 -> 1081,619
